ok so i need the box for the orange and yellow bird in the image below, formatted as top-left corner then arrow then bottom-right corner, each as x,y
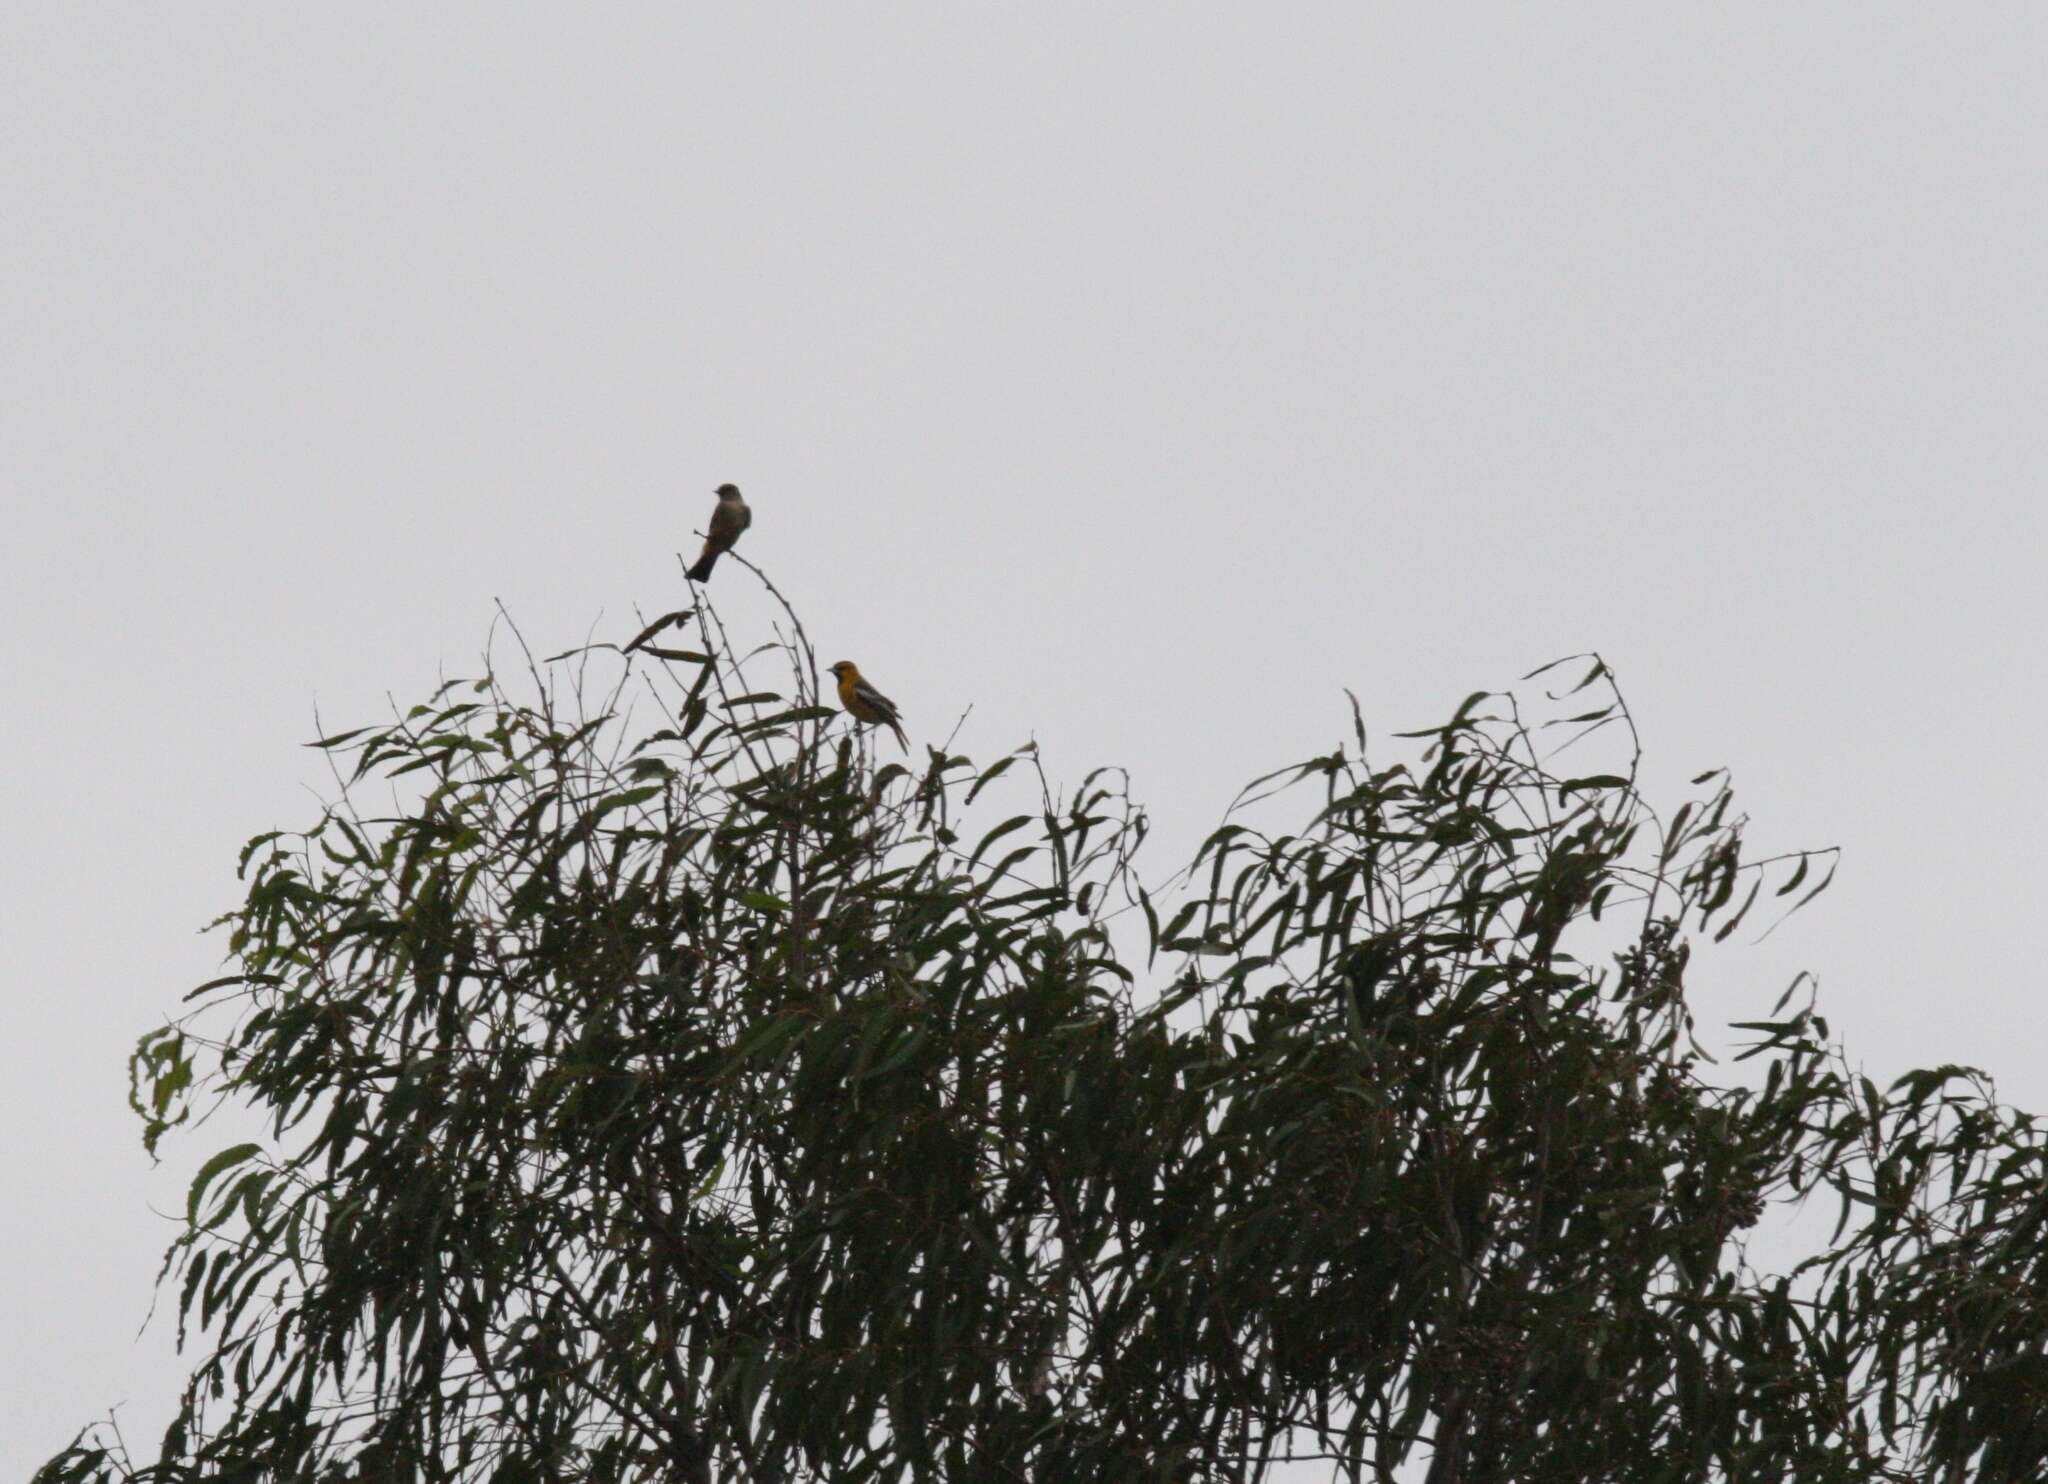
828,660 -> 908,751
686,483 -> 751,582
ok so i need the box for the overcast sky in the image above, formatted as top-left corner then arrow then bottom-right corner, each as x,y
5,5 -> 2046,1474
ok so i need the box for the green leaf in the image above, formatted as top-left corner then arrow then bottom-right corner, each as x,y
623,609 -> 694,652
1559,775 -> 1630,798
968,815 -> 1033,870
862,1027 -> 930,1080
187,1143 -> 261,1225
965,755 -> 1018,807
304,726 -> 375,750
592,784 -> 665,819
730,1014 -> 803,1063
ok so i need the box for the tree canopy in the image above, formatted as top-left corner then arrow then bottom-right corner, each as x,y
38,577 -> 2048,1483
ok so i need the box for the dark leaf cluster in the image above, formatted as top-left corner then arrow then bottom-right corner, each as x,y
38,594 -> 2048,1483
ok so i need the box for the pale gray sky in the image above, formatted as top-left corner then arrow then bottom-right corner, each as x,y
5,5 -> 2045,1473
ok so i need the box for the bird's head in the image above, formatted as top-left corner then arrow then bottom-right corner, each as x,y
715,483 -> 741,498
827,661 -> 857,679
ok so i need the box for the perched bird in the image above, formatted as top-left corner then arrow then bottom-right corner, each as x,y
828,660 -> 908,751
686,483 -> 751,582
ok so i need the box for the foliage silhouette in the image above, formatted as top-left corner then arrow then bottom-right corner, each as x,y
38,572 -> 2048,1483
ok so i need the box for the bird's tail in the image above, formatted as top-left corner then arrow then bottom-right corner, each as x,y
886,717 -> 908,752
686,548 -> 718,582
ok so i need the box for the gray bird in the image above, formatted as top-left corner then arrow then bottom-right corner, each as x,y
686,483 -> 751,582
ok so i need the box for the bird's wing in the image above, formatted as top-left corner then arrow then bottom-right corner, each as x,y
855,680 -> 901,719
708,501 -> 746,543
